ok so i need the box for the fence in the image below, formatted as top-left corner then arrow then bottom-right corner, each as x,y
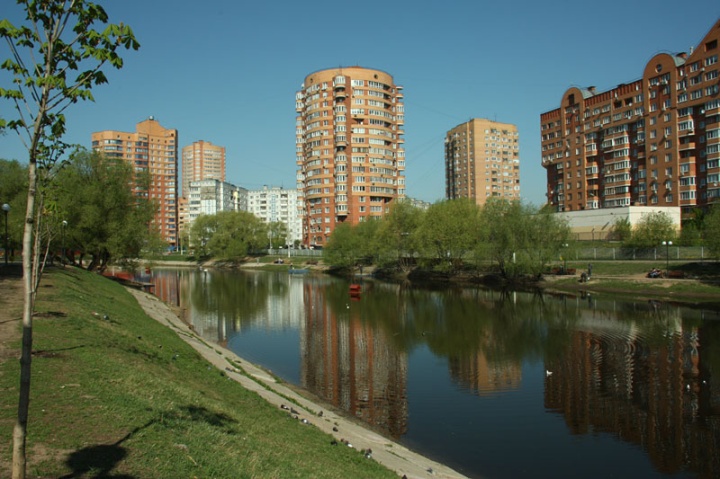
267,248 -> 323,259
570,246 -> 713,261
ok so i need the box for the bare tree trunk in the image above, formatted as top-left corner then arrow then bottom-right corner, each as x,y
12,160 -> 38,479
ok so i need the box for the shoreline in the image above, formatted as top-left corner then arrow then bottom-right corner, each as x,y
126,287 -> 468,479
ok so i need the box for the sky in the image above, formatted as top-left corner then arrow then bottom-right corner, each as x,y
2,0 -> 720,206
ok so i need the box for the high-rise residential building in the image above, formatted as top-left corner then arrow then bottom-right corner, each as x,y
91,117 -> 179,247
295,66 -> 405,247
541,19 -> 720,217
181,140 -> 226,198
445,119 -> 520,204
247,186 -> 302,246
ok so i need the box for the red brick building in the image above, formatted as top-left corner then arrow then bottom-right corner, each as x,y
541,20 -> 720,219
295,66 -> 405,247
92,117 -> 179,247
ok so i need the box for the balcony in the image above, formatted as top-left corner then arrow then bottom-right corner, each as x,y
679,141 -> 696,151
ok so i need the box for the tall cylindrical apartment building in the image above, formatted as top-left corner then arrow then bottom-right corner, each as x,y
296,66 -> 405,247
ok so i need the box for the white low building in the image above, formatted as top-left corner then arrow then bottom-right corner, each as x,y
558,206 -> 681,241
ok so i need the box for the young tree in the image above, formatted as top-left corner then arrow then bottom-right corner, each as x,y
612,216 -> 632,242
704,205 -> 720,259
268,221 -> 288,249
0,2 -> 139,477
629,211 -> 676,248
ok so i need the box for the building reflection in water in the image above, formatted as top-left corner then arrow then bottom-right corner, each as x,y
144,269 -> 720,477
299,278 -> 408,438
544,300 -> 719,477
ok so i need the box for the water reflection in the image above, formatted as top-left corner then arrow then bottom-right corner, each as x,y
145,268 -> 720,478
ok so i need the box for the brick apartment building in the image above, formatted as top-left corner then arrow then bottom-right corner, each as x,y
295,66 -> 405,247
541,19 -> 720,219
92,117 -> 179,247
445,118 -> 520,205
181,140 -> 226,198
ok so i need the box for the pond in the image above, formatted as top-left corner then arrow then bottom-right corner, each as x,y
145,268 -> 720,479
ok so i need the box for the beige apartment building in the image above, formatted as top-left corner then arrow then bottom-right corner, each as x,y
541,19 -> 720,218
91,117 -> 179,248
181,140 -> 226,198
444,119 -> 520,205
295,66 -> 405,247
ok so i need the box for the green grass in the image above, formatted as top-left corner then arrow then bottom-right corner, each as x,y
0,267 -> 396,479
561,259 -> 720,277
546,260 -> 720,303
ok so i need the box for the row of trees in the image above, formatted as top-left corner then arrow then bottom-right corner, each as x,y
1,153 -> 160,271
321,202 -> 720,279
613,208 -> 720,256
323,199 -> 573,279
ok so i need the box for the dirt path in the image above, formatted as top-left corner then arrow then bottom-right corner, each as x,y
0,266 -> 23,365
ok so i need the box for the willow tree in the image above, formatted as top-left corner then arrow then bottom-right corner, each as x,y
0,2 -> 139,477
417,198 -> 481,272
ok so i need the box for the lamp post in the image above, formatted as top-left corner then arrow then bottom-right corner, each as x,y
662,240 -> 672,273
562,243 -> 569,274
61,220 -> 67,267
2,203 -> 10,265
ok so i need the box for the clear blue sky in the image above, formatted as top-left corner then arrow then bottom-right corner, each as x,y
2,1 -> 719,205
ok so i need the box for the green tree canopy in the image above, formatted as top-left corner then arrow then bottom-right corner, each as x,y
268,221 -> 289,249
375,201 -> 424,271
190,211 -> 268,260
704,204 -> 720,259
323,222 -> 366,271
417,199 -> 481,271
52,150 -> 156,270
628,211 -> 676,248
477,199 -> 569,279
0,159 -> 28,253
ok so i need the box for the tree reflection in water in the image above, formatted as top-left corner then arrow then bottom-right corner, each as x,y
146,268 -> 720,479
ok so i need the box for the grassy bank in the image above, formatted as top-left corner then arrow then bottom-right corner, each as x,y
542,260 -> 720,303
0,267 -> 397,478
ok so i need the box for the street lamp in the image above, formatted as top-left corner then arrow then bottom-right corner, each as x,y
562,243 -> 569,274
2,204 -> 10,266
662,240 -> 672,274
61,220 -> 67,267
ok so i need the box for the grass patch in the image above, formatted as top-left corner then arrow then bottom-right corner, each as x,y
561,260 -> 720,277
546,261 -> 720,303
0,267 -> 396,479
